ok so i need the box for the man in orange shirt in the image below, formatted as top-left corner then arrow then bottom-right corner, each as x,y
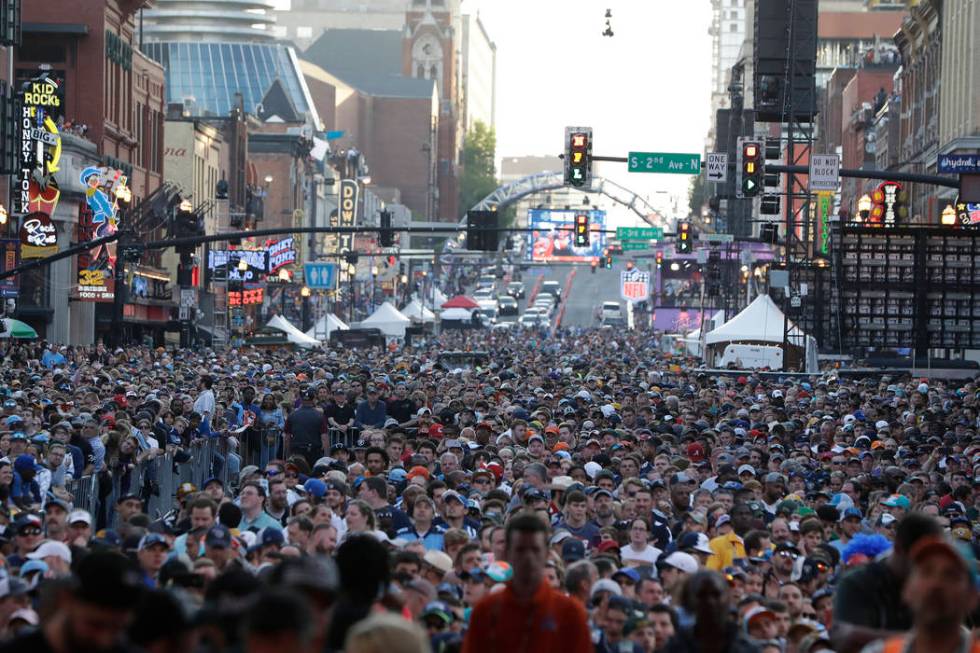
463,512 -> 593,653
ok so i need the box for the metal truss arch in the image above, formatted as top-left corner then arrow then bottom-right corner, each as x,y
467,171 -> 664,227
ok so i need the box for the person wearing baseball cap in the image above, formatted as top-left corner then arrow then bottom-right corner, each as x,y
864,536 -> 980,653
136,533 -> 171,587
0,551 -> 143,652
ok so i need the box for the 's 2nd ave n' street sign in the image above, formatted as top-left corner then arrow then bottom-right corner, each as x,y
628,152 -> 701,175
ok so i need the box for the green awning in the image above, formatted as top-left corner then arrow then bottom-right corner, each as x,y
1,319 -> 39,339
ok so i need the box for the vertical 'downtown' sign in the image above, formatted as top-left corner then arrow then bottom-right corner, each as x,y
14,72 -> 64,218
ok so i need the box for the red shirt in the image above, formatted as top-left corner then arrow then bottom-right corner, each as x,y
463,579 -> 592,653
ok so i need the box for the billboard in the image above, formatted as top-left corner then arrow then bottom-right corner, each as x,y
527,209 -> 606,262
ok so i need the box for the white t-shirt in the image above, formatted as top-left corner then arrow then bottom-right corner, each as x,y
621,544 -> 662,566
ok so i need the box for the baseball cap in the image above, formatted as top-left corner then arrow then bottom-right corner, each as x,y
205,525 -> 233,549
743,605 -> 776,629
661,551 -> 698,574
73,551 -> 143,609
138,533 -> 171,551
590,578 -> 623,597
260,528 -> 285,547
841,507 -> 863,521
880,494 -> 911,509
909,536 -> 980,588
68,509 -> 92,526
562,538 -> 586,563
27,540 -> 72,564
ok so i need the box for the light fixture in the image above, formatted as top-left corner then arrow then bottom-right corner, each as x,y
400,274 -> 409,284
179,199 -> 193,212
278,268 -> 291,281
347,263 -> 356,275
301,286 -> 311,297
670,262 -> 680,271
238,258 -> 248,272
371,265 -> 379,276
941,204 -> 957,226
741,265 -> 749,273
264,175 -> 274,184
0,205 -> 7,225
857,194 -> 872,222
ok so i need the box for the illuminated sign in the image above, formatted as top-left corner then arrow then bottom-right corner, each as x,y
870,181 -> 908,225
267,237 -> 296,273
338,179 -> 358,253
0,239 -> 20,298
19,211 -> 57,258
14,72 -> 64,217
75,168 -> 128,301
956,199 -> 980,227
620,268 -> 650,303
228,288 -> 264,306
208,248 -> 269,281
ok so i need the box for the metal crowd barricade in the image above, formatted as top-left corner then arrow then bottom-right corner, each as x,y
58,442 -> 234,523
329,427 -> 361,450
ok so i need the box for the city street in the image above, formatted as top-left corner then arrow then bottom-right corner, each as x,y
1,1 -> 979,653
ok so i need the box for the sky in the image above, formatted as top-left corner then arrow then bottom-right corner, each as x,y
462,0 -> 714,222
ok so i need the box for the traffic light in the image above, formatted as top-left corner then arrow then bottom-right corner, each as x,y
677,221 -> 693,254
564,127 -> 593,188
173,198 -> 204,254
737,138 -> 763,198
574,213 -> 590,247
763,138 -> 781,189
379,209 -> 394,247
705,250 -> 722,296
466,210 -> 499,251
655,251 -> 664,267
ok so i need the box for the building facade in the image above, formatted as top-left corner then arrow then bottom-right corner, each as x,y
895,0 -> 943,223
12,0 -> 167,343
461,13 -> 496,134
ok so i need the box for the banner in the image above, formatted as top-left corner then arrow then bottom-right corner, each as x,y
528,209 -> 606,262
620,268 -> 650,304
338,179 -> 358,253
14,71 -> 64,217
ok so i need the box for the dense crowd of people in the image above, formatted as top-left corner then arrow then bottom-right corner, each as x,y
0,329 -> 978,653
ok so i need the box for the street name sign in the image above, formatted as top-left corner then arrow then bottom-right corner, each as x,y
622,241 -> 652,251
617,226 -> 663,241
698,233 -> 734,243
706,153 -> 728,183
628,152 -> 701,175
304,262 -> 337,289
809,154 -> 840,191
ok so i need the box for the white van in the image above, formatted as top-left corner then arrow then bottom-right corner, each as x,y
716,344 -> 783,370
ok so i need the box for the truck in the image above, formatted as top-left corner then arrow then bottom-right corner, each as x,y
716,344 -> 783,370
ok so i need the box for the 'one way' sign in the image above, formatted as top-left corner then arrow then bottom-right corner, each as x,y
706,153 -> 728,183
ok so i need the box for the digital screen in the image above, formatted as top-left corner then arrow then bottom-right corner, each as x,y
527,209 -> 606,262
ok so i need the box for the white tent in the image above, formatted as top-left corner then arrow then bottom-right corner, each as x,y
432,288 -> 448,308
361,302 -> 411,337
705,294 -> 803,345
401,299 -> 436,323
683,311 -> 727,357
305,313 -> 349,340
266,314 -> 321,349
439,307 -> 475,321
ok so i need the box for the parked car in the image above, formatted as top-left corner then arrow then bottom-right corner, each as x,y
507,282 -> 525,299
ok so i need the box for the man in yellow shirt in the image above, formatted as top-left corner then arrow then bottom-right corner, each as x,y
706,503 -> 751,570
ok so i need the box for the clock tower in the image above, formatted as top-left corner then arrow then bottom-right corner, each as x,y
404,0 -> 462,221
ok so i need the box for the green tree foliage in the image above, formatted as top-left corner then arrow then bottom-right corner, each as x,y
459,121 -> 499,219
688,173 -> 706,217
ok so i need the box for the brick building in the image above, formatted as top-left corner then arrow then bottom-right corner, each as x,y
12,0 -> 167,343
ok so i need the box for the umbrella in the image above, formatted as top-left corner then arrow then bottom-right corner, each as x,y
0,318 -> 38,339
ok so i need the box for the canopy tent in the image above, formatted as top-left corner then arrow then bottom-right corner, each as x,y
401,299 -> 436,323
432,288 -> 448,307
305,313 -> 349,340
361,302 -> 411,337
266,314 -> 321,349
440,307 -> 476,321
705,294 -> 803,345
0,318 -> 38,339
442,295 -> 480,310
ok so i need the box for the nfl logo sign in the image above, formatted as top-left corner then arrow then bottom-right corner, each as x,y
620,269 -> 650,303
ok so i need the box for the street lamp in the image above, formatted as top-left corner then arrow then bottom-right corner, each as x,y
237,257 -> 248,272
278,268 -> 291,282
301,286 -> 311,297
941,204 -> 958,226
857,194 -> 872,222
264,175 -> 274,184
0,205 -> 7,226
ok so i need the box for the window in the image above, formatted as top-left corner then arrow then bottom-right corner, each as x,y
297,26 -> 313,39
730,23 -> 738,32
